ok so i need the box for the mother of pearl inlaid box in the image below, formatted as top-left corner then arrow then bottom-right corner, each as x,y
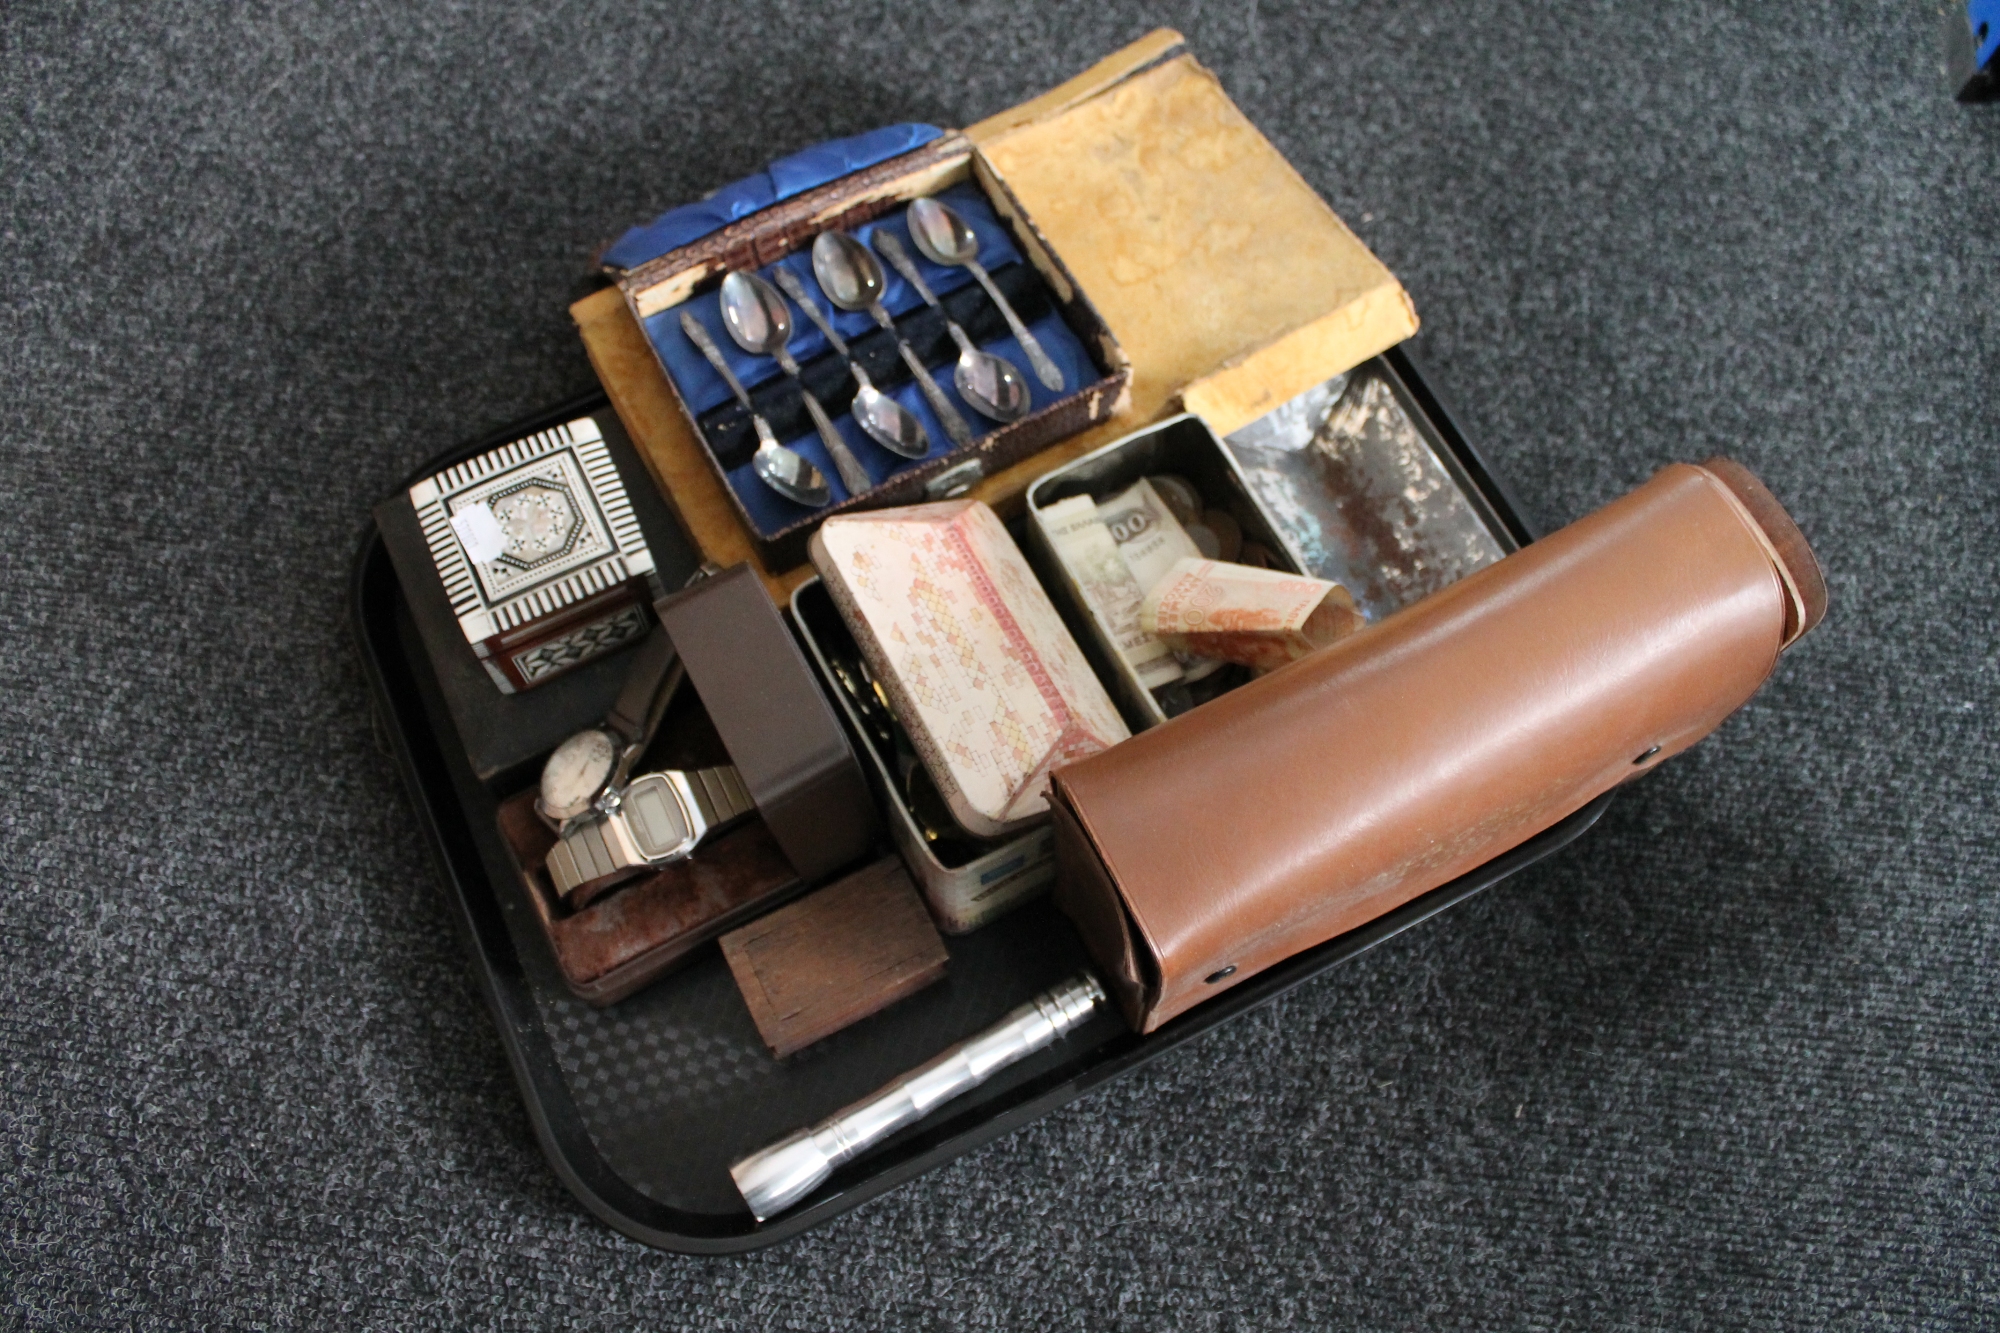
409,416 -> 659,693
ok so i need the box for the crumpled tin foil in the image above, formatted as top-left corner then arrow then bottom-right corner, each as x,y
1223,368 -> 1511,620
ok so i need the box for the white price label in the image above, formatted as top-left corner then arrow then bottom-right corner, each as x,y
450,502 -> 507,563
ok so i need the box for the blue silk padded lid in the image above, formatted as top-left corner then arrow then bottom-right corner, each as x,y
601,124 -> 946,271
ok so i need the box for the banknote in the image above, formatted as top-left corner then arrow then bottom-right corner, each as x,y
1099,478 -> 1223,682
1140,557 -> 1366,670
1040,494 -> 1183,690
1099,477 -> 1202,592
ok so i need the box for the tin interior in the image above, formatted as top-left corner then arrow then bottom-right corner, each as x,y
790,577 -> 1058,934
1023,412 -> 1307,731
1221,359 -> 1515,619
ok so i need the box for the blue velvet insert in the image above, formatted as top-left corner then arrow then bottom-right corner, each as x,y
600,124 -> 946,271
640,182 -> 1104,539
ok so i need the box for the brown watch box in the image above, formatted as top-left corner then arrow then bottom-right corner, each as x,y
497,563 -> 880,1005
495,665 -> 806,1006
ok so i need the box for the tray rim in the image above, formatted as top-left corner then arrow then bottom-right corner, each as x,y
349,352 -> 1612,1254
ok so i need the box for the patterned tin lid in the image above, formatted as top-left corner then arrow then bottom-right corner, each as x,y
812,500 -> 1129,839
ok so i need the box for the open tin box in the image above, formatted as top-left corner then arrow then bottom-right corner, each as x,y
354,31 -> 1616,1250
790,575 -> 1059,935
1026,357 -> 1521,731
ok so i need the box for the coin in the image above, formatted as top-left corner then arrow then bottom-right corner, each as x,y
1201,509 -> 1243,562
1146,473 -> 1204,525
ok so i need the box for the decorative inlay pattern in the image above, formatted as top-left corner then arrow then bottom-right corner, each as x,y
410,417 -> 655,644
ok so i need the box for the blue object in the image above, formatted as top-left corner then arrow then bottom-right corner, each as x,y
607,128 -> 1104,540
1974,0 -> 2000,67
601,124 -> 946,270
648,182 -> 1099,535
1948,0 -> 2000,100
644,182 -> 1023,418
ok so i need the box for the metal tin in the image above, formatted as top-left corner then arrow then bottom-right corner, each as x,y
791,576 -> 1056,934
1026,356 -> 1519,731
1024,412 -> 1307,730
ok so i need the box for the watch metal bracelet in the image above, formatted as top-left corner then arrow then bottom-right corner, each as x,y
682,764 -> 755,831
546,765 -> 757,898
546,811 -> 637,896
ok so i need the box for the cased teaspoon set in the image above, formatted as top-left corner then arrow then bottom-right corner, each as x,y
680,196 -> 1066,509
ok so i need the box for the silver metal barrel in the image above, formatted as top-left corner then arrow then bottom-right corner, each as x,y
730,972 -> 1106,1222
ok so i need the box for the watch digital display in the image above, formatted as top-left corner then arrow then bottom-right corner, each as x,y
622,776 -> 693,860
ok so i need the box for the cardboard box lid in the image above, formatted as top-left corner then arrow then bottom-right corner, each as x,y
967,31 -> 1417,436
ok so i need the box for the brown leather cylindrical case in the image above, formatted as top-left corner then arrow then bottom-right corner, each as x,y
1049,459 -> 1826,1032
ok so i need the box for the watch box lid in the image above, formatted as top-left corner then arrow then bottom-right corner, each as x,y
653,562 -> 880,883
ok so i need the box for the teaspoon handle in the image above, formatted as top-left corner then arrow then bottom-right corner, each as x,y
775,267 -> 879,395
966,259 -> 1064,391
871,305 -> 976,448
773,268 -> 852,359
874,231 -> 983,359
773,345 -> 871,493
799,389 -> 873,496
681,311 -> 758,411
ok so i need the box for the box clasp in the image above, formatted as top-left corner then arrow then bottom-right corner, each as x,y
925,459 -> 985,500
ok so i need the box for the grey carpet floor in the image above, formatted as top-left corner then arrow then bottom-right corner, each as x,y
5,2 -> 1997,1328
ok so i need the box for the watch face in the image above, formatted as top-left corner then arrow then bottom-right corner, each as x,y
539,729 -> 618,821
621,775 -> 693,861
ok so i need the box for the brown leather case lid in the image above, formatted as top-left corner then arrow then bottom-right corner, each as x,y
1050,460 -> 1823,1032
656,563 -> 879,883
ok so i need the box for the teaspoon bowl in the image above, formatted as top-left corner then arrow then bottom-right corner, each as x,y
907,196 -> 981,269
810,232 -> 884,313
812,230 -> 978,449
954,352 -> 1030,422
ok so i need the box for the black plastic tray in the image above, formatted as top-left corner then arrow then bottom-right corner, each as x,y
350,348 -> 1612,1254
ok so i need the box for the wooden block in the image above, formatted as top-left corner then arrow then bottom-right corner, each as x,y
720,857 -> 949,1058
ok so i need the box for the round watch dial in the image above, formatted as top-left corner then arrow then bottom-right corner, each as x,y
539,729 -> 618,822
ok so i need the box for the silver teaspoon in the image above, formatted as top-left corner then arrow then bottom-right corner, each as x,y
772,266 -> 929,460
811,231 -> 978,449
719,271 -> 873,497
678,310 -> 830,509
907,197 -> 1065,392
871,230 -> 1030,424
